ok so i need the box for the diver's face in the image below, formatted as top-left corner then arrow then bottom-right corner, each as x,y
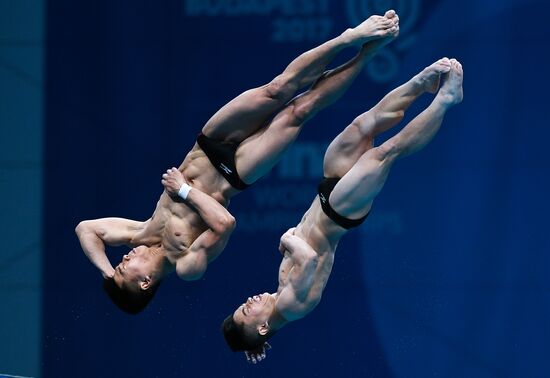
112,246 -> 155,291
232,293 -> 275,328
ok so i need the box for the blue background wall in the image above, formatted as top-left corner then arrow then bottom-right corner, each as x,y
39,0 -> 550,377
0,1 -> 43,376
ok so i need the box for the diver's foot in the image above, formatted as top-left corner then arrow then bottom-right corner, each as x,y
343,10 -> 399,47
414,58 -> 452,94
436,58 -> 464,107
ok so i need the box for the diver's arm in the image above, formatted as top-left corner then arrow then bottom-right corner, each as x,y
75,217 -> 141,278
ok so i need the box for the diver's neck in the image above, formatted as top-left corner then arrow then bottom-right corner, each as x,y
269,306 -> 290,331
151,245 -> 176,279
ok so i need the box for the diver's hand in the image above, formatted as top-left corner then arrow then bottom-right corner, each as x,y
244,342 -> 271,364
279,228 -> 296,255
161,167 -> 187,197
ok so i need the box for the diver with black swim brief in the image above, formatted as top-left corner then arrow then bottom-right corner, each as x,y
76,12 -> 400,314
222,57 -> 464,364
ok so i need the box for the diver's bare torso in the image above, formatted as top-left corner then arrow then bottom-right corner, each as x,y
277,197 -> 348,318
129,143 -> 239,264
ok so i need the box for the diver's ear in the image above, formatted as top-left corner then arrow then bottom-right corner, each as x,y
258,321 -> 270,336
140,275 -> 152,291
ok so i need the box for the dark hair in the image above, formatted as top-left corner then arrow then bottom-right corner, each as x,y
221,314 -> 275,352
102,277 -> 161,314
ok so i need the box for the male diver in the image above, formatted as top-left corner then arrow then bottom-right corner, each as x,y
221,58 -> 464,363
76,11 -> 400,314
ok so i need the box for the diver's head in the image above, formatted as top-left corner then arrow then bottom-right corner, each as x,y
103,245 -> 164,314
222,293 -> 278,352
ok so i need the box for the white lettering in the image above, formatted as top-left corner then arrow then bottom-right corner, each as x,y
219,163 -> 233,174
234,210 -> 404,235
252,183 -> 315,208
272,17 -> 332,42
277,142 -> 326,178
234,210 -> 302,232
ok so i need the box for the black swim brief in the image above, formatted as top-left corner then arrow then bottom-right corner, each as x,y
196,133 -> 250,190
317,177 -> 369,229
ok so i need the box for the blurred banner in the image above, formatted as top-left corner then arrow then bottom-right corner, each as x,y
43,0 -> 550,377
